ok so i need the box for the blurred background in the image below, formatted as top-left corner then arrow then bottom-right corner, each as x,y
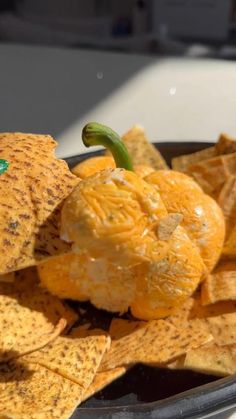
0,0 -> 236,57
1,1 -> 236,158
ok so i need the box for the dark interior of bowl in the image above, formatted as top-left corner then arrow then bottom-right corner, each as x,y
65,142 -> 236,418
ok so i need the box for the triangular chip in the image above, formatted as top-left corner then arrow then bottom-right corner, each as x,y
189,296 -> 236,319
171,146 -> 217,173
0,361 -> 82,418
215,133 -> 236,155
201,262 -> 236,305
114,125 -> 168,170
100,318 -> 212,371
0,132 -> 79,274
0,269 -> 77,361
218,176 -> 236,238
183,343 -> 236,377
171,133 -> 236,173
82,367 -> 126,402
24,330 -> 110,389
186,153 -> 236,199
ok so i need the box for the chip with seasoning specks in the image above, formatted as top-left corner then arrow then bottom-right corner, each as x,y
0,268 -> 77,362
24,329 -> 111,388
0,361 -> 83,418
0,132 -> 79,274
99,318 -> 212,371
201,262 -> 236,305
181,343 -> 236,377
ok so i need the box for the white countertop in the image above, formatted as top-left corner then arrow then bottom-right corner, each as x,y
0,43 -> 236,157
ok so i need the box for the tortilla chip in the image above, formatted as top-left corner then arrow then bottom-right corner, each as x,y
167,297 -> 196,327
218,176 -> 236,237
183,343 -> 236,376
25,330 -> 110,389
109,318 -> 145,340
202,313 -> 236,345
100,318 -> 212,371
168,311 -> 236,375
171,133 -> 236,173
201,262 -> 236,305
186,153 -> 236,199
0,269 -> 77,362
0,132 -> 79,274
171,146 -> 217,173
0,361 -> 82,418
82,367 -> 126,402
215,133 -> 236,155
189,295 -> 236,319
119,125 -> 168,170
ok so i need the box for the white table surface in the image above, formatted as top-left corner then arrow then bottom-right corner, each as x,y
0,43 -> 236,157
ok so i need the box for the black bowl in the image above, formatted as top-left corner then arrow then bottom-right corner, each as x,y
65,142 -> 236,419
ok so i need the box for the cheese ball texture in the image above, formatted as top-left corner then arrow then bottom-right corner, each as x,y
145,170 -> 225,272
56,167 -> 216,319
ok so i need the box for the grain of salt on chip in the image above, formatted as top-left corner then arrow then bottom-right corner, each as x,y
0,361 -> 83,418
24,329 -> 111,389
0,132 -> 79,274
82,367 -> 126,402
0,269 -> 77,362
100,318 -> 212,371
201,262 -> 236,305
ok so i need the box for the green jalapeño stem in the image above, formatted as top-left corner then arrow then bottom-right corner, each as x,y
82,122 -> 134,171
0,159 -> 9,174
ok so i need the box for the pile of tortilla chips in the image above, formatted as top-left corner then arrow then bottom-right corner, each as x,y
1,129 -> 236,418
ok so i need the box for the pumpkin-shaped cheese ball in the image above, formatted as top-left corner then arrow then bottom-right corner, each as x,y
53,123 -> 207,319
145,170 -> 225,272
37,123 -> 225,320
